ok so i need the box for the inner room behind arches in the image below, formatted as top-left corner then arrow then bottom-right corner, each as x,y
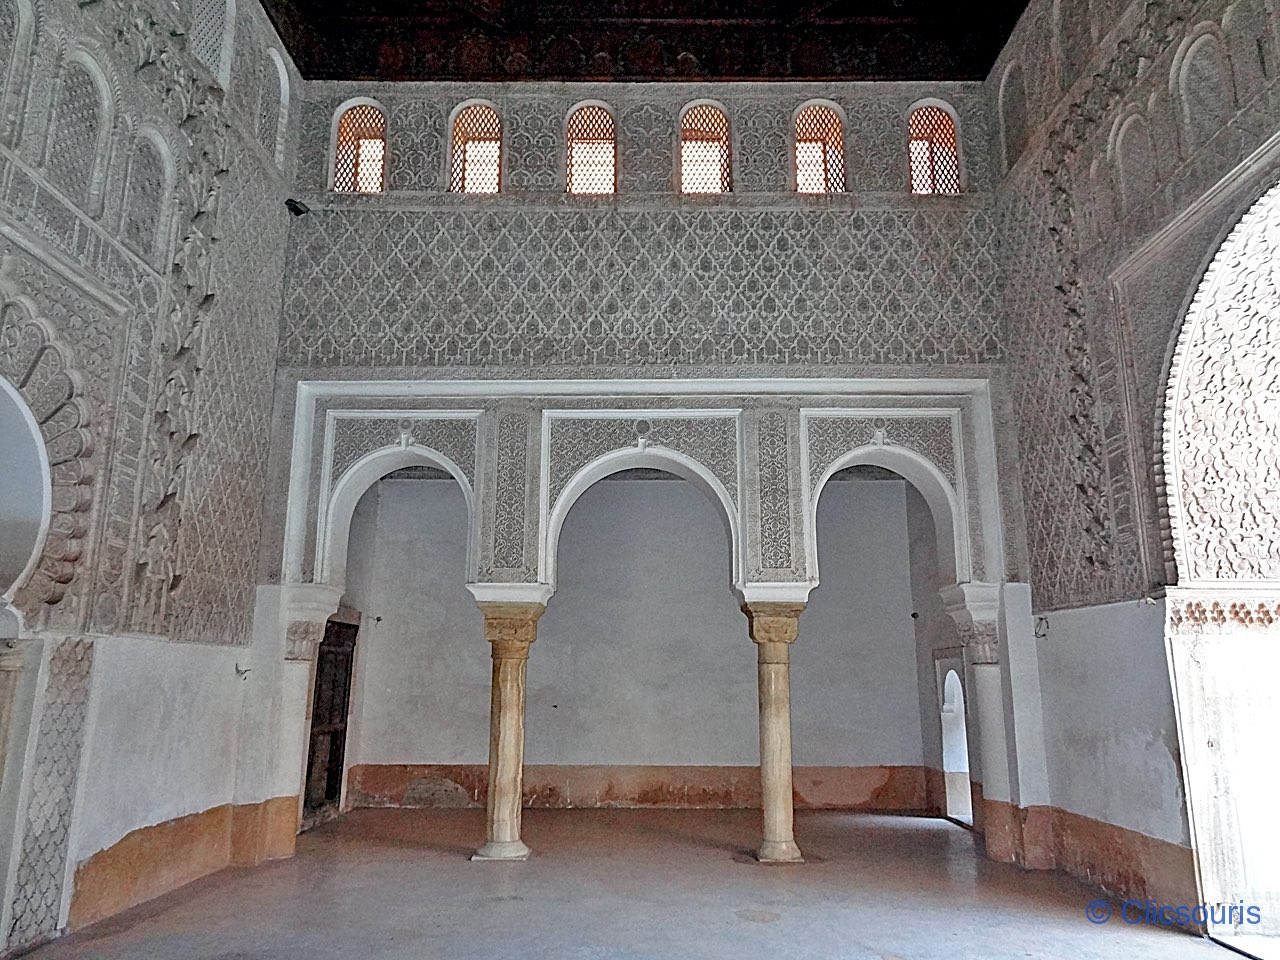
337,466 -> 949,814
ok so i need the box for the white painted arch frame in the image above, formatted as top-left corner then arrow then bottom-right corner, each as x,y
805,441 -> 968,589
540,445 -> 744,593
318,443 -> 477,591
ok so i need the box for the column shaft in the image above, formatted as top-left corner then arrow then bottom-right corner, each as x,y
473,602 -> 543,861
745,603 -> 804,863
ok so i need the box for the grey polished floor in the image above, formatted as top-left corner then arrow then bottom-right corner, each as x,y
33,809 -> 1228,960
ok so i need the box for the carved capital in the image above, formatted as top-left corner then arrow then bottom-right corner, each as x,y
478,601 -> 545,659
941,583 -> 1001,665
285,620 -> 325,661
743,602 -> 805,646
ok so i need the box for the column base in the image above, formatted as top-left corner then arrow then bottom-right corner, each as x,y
471,840 -> 531,861
756,840 -> 804,863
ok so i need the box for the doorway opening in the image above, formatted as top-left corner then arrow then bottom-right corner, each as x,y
941,669 -> 971,825
303,614 -> 359,828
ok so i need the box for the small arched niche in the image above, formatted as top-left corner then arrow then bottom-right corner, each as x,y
940,668 -> 971,824
0,375 -> 50,630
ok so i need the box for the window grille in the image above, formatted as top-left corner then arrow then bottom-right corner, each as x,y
190,0 -> 227,82
566,104 -> 616,195
795,103 -> 846,193
680,104 -> 731,194
450,103 -> 502,194
333,103 -> 385,193
908,105 -> 961,195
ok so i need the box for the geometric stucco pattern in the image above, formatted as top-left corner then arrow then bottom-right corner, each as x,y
7,639 -> 93,949
1165,179 -> 1280,583
545,414 -> 740,514
805,414 -> 958,487
330,415 -> 479,487
281,206 -> 1003,369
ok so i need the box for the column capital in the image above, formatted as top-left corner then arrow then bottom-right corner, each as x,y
941,582 -> 1000,665
477,601 -> 545,658
743,602 -> 805,645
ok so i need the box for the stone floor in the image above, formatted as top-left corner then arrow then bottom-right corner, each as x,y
34,809 -> 1232,960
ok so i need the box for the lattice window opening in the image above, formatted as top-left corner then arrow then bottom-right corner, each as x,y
450,103 -> 502,194
795,104 -> 846,194
333,104 -> 386,193
680,104 -> 731,194
189,0 -> 230,84
908,105 -> 961,196
566,104 -> 616,195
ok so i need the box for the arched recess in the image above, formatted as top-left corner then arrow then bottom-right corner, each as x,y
1110,109 -> 1157,214
318,444 -> 476,591
541,446 -> 742,592
999,61 -> 1029,172
940,668 -> 971,822
809,444 -> 965,589
1170,28 -> 1235,156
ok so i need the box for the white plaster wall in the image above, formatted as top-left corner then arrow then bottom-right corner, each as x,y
345,476 -> 923,769
798,479 -> 924,766
72,637 -> 245,860
1036,599 -> 1189,845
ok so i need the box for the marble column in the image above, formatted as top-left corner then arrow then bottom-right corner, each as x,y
744,602 -> 804,863
472,601 -> 544,861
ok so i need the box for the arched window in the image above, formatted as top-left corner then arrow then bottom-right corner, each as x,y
794,102 -> 845,193
908,104 -> 961,195
680,103 -> 731,194
450,102 -> 502,194
190,0 -> 234,87
333,102 -> 386,193
566,103 -> 616,195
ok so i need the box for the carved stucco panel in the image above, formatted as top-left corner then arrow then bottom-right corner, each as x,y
329,415 -> 479,486
545,414 -> 740,516
1167,180 -> 1280,583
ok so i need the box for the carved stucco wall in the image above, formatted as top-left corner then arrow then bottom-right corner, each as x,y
279,82 -> 1002,371
0,0 -> 297,949
287,388 -> 1003,604
990,0 -> 1280,610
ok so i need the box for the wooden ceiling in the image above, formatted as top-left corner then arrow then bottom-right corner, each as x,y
261,0 -> 1031,82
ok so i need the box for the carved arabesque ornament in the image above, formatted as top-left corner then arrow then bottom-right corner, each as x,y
1165,179 -> 1280,585
0,299 -> 94,617
79,0 -> 234,633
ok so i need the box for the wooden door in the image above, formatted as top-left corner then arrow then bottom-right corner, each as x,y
303,619 -> 358,818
